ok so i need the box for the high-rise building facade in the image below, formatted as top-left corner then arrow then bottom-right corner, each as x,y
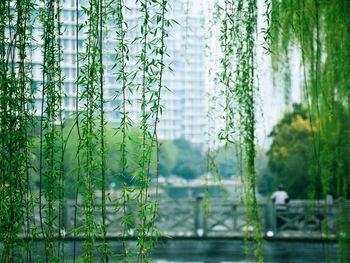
31,0 -> 207,146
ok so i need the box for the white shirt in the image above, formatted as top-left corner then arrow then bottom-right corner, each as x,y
271,190 -> 289,205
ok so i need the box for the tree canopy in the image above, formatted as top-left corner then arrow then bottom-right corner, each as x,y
267,104 -> 313,198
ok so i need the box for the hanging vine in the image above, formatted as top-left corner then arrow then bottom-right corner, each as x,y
217,0 -> 263,261
78,0 -> 105,260
217,0 -> 235,145
2,0 -> 349,262
0,0 -> 35,261
72,0 -> 82,261
111,0 -> 133,260
97,0 -> 109,260
56,0 -> 65,260
203,0 -> 221,216
135,0 -> 154,256
147,0 -> 171,253
270,1 -> 350,261
38,0 -> 65,260
133,0 -> 171,260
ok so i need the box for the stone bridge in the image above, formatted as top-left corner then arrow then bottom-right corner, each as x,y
60,197 -> 350,239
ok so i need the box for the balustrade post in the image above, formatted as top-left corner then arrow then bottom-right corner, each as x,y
64,201 -> 72,231
195,194 -> 204,237
266,199 -> 276,234
232,205 -> 237,231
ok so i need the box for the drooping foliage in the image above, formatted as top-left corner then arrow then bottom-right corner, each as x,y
0,1 -> 34,261
1,0 -> 171,261
270,0 -> 350,261
77,0 -> 107,260
1,0 -> 348,262
216,0 -> 263,261
38,0 -> 65,260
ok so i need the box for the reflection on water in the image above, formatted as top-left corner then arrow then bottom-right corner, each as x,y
155,261 -> 260,263
26,239 -> 338,262
152,240 -> 338,263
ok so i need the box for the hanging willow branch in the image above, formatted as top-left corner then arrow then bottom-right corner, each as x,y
147,0 -> 171,252
97,0 -> 108,260
56,0 -> 65,260
218,0 -> 235,145
38,0 -> 65,260
262,0 -> 272,53
111,0 -> 133,259
20,1 -> 36,260
217,0 -> 263,261
135,0 -> 154,260
79,0 -> 104,260
205,0 -> 226,214
131,0 -> 172,261
237,1 -> 263,261
270,1 -> 350,260
0,0 -> 35,261
72,0 -> 82,261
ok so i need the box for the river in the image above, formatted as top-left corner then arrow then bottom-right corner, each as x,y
22,239 -> 339,262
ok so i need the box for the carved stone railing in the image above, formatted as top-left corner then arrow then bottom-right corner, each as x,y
269,199 -> 350,237
29,197 -> 350,238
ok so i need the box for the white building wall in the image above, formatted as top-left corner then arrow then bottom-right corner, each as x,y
31,0 -> 208,146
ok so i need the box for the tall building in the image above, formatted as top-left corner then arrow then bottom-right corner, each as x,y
31,0 -> 208,146
158,0 -> 207,145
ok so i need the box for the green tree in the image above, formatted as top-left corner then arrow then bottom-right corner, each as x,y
30,119 -> 160,198
318,102 -> 350,199
159,140 -> 178,176
172,139 -> 204,179
267,104 -> 313,198
256,147 -> 273,196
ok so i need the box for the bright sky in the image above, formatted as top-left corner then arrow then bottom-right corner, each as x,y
190,0 -> 302,149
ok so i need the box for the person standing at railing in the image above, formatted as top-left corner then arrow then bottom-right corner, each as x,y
271,184 -> 290,229
271,184 -> 289,211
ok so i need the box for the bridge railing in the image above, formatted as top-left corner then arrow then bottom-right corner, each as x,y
30,197 -> 350,238
269,199 -> 350,237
